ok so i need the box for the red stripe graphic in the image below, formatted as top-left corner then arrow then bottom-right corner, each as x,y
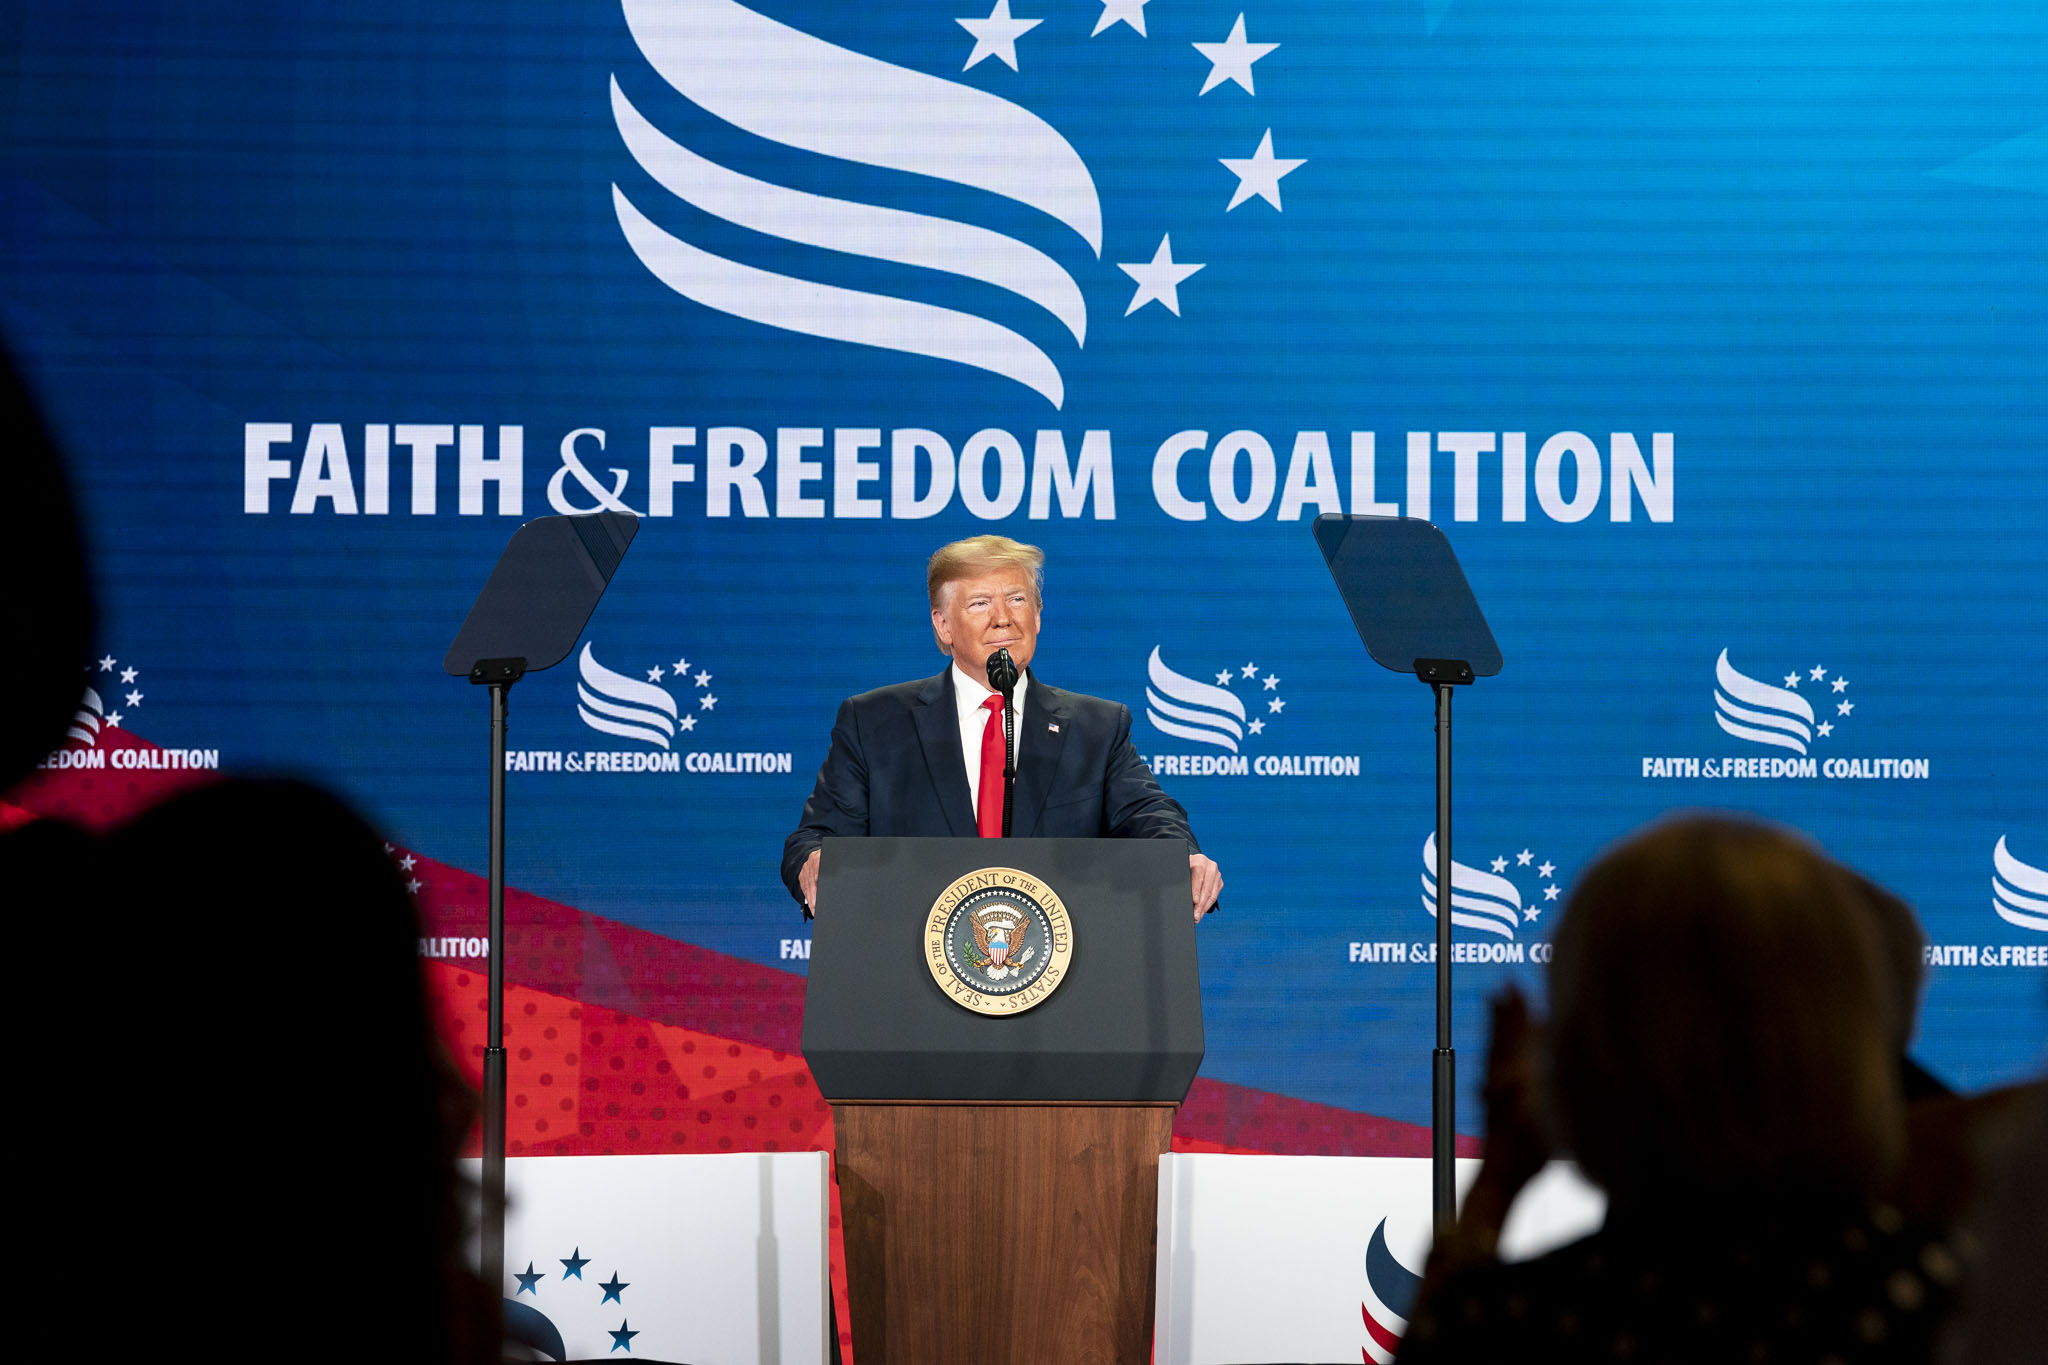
1362,1300 -> 1404,1356
10,729 -> 1477,1158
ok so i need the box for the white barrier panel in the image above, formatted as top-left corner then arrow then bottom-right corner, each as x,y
1155,1155 -> 1605,1364
465,1152 -> 829,1364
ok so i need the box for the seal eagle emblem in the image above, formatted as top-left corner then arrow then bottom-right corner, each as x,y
924,866 -> 1075,1015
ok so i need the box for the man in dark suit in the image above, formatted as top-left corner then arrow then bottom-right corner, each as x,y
781,535 -> 1223,919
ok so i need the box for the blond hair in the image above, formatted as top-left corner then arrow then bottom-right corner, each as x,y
1546,814 -> 1904,1204
926,536 -> 1046,654
926,535 -> 1045,606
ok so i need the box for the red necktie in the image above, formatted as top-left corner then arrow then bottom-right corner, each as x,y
977,693 -> 1006,838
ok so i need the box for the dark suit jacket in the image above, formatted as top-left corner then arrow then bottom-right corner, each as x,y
779,668 -> 1199,909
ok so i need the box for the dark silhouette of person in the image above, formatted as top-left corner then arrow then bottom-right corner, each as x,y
2,342 -> 492,1361
0,341 -> 95,793
0,340 -> 101,897
1834,868 -> 2039,1229
1938,1076 -> 2048,1365
1400,815 -> 1961,1365
97,779 -> 494,1362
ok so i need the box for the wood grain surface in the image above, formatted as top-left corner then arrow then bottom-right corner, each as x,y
834,1103 -> 1176,1365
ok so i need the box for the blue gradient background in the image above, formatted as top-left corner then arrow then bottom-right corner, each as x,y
3,0 -> 2042,1130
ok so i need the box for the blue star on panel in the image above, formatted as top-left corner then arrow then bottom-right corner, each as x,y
610,1320 -> 639,1352
600,1272 -> 630,1304
515,1262 -> 543,1296
561,1247 -> 591,1279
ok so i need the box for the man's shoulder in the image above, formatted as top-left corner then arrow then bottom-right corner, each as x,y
841,673 -> 946,715
1028,680 -> 1131,729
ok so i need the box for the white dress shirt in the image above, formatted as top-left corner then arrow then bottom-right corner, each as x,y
951,663 -> 1029,813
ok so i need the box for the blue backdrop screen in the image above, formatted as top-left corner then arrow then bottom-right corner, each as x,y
4,0 -> 2043,1135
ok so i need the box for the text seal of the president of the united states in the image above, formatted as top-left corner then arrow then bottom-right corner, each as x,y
924,867 -> 1074,1015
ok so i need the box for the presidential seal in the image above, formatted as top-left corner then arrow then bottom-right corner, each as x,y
924,866 -> 1075,1016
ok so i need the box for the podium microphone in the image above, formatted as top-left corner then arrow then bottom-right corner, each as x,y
986,649 -> 1019,837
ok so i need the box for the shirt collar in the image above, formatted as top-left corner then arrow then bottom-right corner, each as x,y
952,662 -> 1027,721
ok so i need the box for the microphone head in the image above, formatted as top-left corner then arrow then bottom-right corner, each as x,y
985,648 -> 1019,695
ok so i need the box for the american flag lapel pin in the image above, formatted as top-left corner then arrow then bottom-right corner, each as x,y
1048,722 -> 1060,733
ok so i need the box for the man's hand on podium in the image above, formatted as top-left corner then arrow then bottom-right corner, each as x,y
1191,853 -> 1222,921
800,847 -> 821,914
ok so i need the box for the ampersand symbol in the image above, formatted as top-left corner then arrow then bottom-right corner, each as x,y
548,428 -> 639,514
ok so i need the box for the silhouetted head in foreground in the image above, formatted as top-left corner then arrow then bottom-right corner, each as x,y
1548,814 -> 1904,1209
0,343 -> 94,792
95,779 -> 488,1362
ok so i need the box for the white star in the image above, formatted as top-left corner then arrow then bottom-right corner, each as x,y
1810,665 -> 1827,681
406,878 -> 423,894
1267,697 -> 1285,713
125,689 -> 143,707
97,655 -> 116,672
1247,718 -> 1265,734
1092,0 -> 1148,36
1783,672 -> 1802,688
1831,676 -> 1849,693
694,670 -> 713,687
1490,856 -> 1508,873
399,853 -> 418,871
1221,130 -> 1304,211
674,657 -> 690,675
1117,235 -> 1205,316
1543,884 -> 1561,901
680,715 -> 698,731
958,0 -> 1041,71
1263,673 -> 1280,690
1215,670 -> 1235,686
646,665 -> 665,683
1538,860 -> 1555,878
1837,700 -> 1854,716
1242,662 -> 1258,677
1524,907 -> 1541,922
119,667 -> 139,685
1516,849 -> 1534,866
1193,14 -> 1278,95
1816,721 -> 1833,737
700,693 -> 718,711
104,711 -> 123,727
383,842 -> 395,853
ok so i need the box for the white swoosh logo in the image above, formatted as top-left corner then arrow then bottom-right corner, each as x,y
67,685 -> 103,746
1993,835 -> 2048,933
1144,647 -> 1247,752
1420,832 -> 1521,939
577,643 -> 679,749
613,0 -> 1100,406
611,80 -> 1085,344
1713,649 -> 1815,754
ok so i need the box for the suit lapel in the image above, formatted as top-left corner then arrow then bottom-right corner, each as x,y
1012,676 -> 1069,838
912,669 -> 976,837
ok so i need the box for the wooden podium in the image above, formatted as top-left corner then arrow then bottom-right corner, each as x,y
803,838 -> 1204,1365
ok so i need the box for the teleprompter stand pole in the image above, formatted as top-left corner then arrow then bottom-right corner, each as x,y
473,657 -> 525,1298
1312,515 -> 1502,1238
1422,658 -> 1475,1232
443,511 -> 638,1315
